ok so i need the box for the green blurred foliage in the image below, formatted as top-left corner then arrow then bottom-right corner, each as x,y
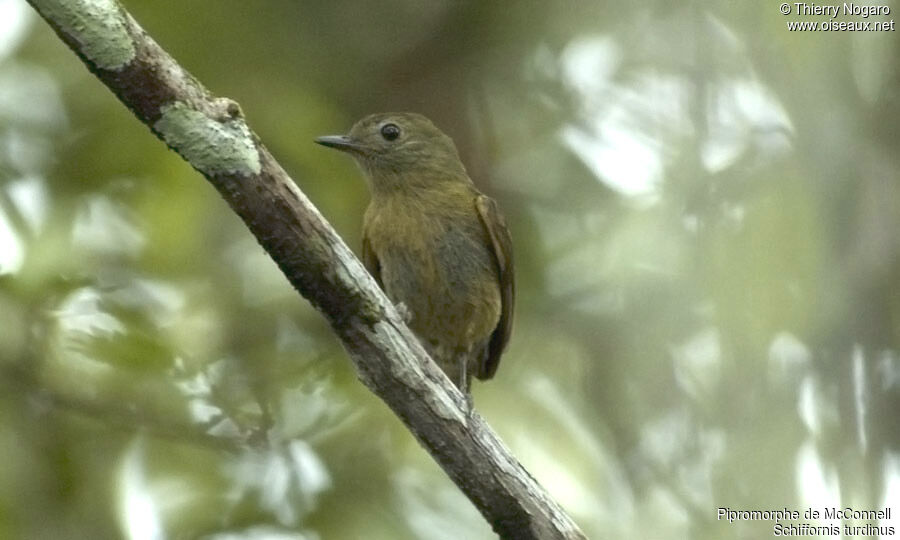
1,0 -> 899,538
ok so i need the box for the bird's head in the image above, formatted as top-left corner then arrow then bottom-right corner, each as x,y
315,112 -> 468,193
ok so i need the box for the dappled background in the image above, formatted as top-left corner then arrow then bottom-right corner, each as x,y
1,0 -> 899,538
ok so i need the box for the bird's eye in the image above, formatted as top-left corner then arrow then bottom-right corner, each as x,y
380,123 -> 401,141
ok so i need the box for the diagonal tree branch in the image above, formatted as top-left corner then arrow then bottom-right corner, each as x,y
26,1 -> 587,538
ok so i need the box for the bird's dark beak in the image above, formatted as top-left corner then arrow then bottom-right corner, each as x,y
314,135 -> 366,155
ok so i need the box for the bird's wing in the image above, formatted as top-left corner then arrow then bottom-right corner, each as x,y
361,232 -> 383,289
474,194 -> 515,380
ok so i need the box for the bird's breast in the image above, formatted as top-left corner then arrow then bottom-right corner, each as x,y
365,200 -> 501,349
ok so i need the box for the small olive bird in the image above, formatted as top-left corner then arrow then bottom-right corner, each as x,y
315,113 -> 514,398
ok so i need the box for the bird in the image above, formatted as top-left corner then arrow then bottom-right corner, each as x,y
315,112 -> 514,400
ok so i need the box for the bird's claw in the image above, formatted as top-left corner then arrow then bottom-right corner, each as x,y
395,302 -> 412,324
464,392 -> 474,418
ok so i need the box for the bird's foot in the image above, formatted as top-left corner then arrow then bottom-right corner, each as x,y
457,357 -> 475,418
464,392 -> 475,418
394,302 -> 412,324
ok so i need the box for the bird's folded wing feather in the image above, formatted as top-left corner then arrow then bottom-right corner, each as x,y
474,193 -> 515,380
